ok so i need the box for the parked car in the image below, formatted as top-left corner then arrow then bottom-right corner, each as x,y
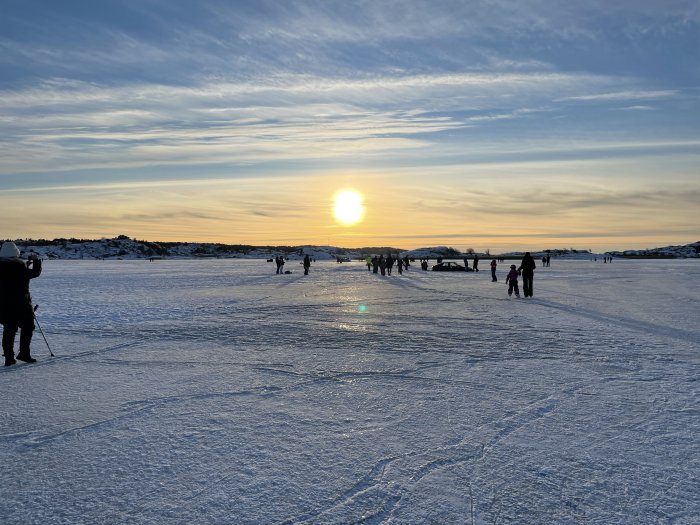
432,261 -> 472,272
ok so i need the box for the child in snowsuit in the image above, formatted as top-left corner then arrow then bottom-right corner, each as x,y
506,264 -> 520,297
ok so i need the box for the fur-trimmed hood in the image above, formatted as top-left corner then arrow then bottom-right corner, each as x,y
0,242 -> 20,258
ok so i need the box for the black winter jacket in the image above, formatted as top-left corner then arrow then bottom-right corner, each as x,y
518,254 -> 536,275
0,258 -> 42,325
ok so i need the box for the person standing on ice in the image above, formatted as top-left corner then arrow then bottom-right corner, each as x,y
490,258 -> 498,282
518,252 -> 536,298
505,264 -> 520,298
275,256 -> 281,274
366,255 -> 372,271
0,242 -> 42,366
303,254 -> 311,275
472,254 -> 479,272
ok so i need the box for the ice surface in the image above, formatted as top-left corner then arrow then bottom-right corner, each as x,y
1,259 -> 698,524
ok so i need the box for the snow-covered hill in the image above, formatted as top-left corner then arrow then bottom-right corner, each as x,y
5,236 -> 700,260
10,237 -> 359,261
608,241 -> 700,258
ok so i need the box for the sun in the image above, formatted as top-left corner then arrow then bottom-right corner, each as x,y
333,189 -> 365,226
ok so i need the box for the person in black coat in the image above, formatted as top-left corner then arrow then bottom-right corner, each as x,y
0,242 -> 42,366
518,252 -> 536,298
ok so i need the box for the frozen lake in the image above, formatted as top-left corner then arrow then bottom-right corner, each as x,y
2,258 -> 698,524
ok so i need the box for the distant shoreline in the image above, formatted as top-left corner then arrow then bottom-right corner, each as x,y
4,236 -> 699,260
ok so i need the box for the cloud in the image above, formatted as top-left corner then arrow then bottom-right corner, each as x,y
611,105 -> 655,111
119,210 -> 226,222
0,70 -> 627,177
557,90 -> 678,102
404,184 -> 700,219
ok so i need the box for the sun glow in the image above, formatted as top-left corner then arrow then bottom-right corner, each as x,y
333,189 -> 365,226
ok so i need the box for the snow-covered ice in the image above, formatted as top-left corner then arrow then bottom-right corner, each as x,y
1,258 -> 698,524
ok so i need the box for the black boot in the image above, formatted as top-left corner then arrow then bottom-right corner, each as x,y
15,352 -> 36,363
4,355 -> 15,366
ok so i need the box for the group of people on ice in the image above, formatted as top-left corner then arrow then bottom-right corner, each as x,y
0,242 -> 42,366
274,254 -> 312,275
480,253 -> 538,298
365,254 -> 410,275
464,254 -> 480,272
504,252 -> 537,298
363,251 -> 540,299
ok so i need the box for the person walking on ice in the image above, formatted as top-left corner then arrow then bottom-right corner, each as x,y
506,264 -> 520,298
0,242 -> 42,366
518,252 -> 536,298
490,258 -> 497,282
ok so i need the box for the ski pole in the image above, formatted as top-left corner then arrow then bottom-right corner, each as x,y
33,304 -> 55,357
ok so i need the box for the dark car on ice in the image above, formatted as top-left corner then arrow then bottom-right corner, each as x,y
432,261 -> 472,272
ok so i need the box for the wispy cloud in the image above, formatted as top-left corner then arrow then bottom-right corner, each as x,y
558,90 -> 678,102
611,105 -> 655,111
0,70 -> 640,176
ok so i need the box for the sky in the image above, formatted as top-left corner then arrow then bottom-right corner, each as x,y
1,0 -> 699,252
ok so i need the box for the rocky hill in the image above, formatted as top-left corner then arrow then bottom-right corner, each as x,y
4,236 -> 699,260
7,236 -> 401,261
608,241 -> 700,258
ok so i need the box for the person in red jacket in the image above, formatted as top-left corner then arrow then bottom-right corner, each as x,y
0,242 -> 42,366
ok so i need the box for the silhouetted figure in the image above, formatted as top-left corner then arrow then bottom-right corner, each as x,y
397,257 -> 403,275
490,258 -> 498,282
303,254 -> 311,275
386,254 -> 394,275
506,264 -> 520,297
0,243 -> 42,366
379,255 -> 386,276
473,255 -> 479,272
275,256 -> 282,274
372,256 -> 379,274
518,252 -> 536,298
